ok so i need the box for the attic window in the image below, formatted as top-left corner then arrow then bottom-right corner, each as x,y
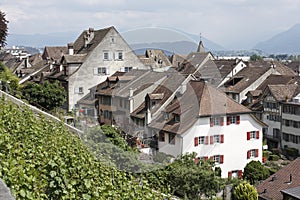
164,112 -> 169,120
111,36 -> 115,44
174,114 -> 180,122
151,100 -> 156,108
225,77 -> 243,86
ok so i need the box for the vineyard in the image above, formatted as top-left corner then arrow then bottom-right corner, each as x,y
0,99 -> 166,199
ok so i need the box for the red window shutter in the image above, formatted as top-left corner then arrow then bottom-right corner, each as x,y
220,134 -> 224,143
227,116 -> 230,125
255,149 -> 259,157
220,117 -> 224,126
204,156 -> 208,161
236,115 -> 240,124
220,155 -> 224,164
247,150 -> 250,159
205,136 -> 209,145
194,157 -> 199,164
238,170 -> 243,179
247,132 -> 250,140
228,171 -> 232,178
210,136 -> 214,144
194,137 -> 198,147
256,131 -> 260,139
210,117 -> 213,127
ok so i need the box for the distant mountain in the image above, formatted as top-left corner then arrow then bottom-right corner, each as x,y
7,32 -> 79,48
130,39 -> 226,55
254,23 -> 300,54
7,29 -> 225,54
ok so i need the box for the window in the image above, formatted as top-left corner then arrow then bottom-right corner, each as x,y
124,66 -> 132,72
247,149 -> 258,159
174,114 -> 180,122
118,52 -> 123,60
169,133 -> 175,145
103,52 -> 109,60
227,115 -> 240,125
164,112 -> 169,120
151,101 -> 156,108
247,131 -> 259,140
94,67 -> 109,75
210,117 -> 224,127
199,136 -> 205,144
273,128 -> 280,139
110,36 -> 115,44
214,135 -> 220,143
159,132 -> 165,142
212,155 -> 224,164
75,87 -> 84,94
194,136 -> 209,146
78,87 -> 83,94
103,110 -> 111,119
119,99 -> 123,107
99,67 -> 106,74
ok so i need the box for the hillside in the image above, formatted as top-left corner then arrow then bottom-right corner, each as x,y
0,99 -> 164,199
254,23 -> 300,54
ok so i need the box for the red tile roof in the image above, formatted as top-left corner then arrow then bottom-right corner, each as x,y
257,158 -> 300,200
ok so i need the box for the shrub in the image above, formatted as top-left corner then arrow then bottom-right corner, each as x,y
269,154 -> 279,161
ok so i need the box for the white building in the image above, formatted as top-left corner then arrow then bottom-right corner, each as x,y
149,80 -> 265,178
49,26 -> 148,111
281,93 -> 300,153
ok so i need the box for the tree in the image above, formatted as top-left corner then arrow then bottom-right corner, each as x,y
0,11 -> 8,48
145,153 -> 224,199
243,160 -> 270,185
22,81 -> 66,111
0,64 -> 21,96
250,54 -> 263,61
233,181 -> 258,200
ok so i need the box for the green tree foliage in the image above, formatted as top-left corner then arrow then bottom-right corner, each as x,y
243,160 -> 270,185
145,153 -> 223,199
0,64 -> 21,96
83,125 -> 150,172
22,81 -> 66,111
0,11 -> 8,48
0,99 -> 165,199
233,181 -> 258,200
250,54 -> 263,61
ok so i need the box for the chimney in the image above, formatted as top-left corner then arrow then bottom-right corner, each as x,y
84,28 -> 95,47
129,88 -> 134,97
68,43 -> 74,55
129,88 -> 134,113
289,174 -> 293,184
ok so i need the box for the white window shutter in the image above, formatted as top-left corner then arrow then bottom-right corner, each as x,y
93,68 -> 98,75
106,67 -> 110,75
121,67 -> 125,72
74,87 -> 79,94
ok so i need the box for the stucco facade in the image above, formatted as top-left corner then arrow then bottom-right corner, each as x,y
68,27 -> 147,111
158,114 -> 263,178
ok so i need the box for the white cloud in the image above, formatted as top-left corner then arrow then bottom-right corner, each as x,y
1,0 -> 300,49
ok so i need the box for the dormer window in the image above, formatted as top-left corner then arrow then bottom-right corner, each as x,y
164,112 -> 169,120
151,101 -> 156,109
174,114 -> 180,122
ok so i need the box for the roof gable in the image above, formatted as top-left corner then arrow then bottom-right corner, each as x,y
73,26 -> 114,54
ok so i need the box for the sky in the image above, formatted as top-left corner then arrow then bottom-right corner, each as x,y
1,0 -> 300,49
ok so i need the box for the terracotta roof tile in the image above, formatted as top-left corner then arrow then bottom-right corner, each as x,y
73,26 -> 113,54
257,158 -> 300,200
149,80 -> 252,134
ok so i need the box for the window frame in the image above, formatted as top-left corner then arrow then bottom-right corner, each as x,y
169,133 -> 176,145
103,52 -> 109,60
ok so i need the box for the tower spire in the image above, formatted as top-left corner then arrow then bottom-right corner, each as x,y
197,33 -> 205,53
